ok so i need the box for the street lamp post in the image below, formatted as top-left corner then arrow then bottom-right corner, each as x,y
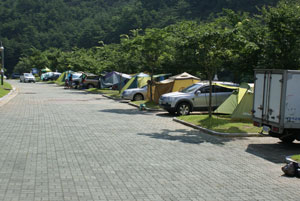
0,42 -> 4,86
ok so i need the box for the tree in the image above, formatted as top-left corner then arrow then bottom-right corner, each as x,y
260,0 -> 300,69
130,28 -> 174,101
187,23 -> 234,117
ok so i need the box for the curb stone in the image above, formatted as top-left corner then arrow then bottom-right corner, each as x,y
0,86 -> 18,107
285,155 -> 300,164
173,117 -> 265,137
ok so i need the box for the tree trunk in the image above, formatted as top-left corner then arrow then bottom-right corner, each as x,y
119,72 -> 122,93
150,66 -> 153,101
208,73 -> 213,118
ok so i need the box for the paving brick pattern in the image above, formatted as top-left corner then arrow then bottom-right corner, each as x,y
0,80 -> 300,201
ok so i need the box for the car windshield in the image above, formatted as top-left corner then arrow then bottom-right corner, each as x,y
24,73 -> 33,77
181,84 -> 203,93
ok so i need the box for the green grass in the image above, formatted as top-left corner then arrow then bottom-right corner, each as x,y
86,88 -> 121,98
130,100 -> 161,109
46,81 -> 56,84
0,82 -> 13,98
35,76 -> 41,82
291,155 -> 300,162
178,114 -> 262,133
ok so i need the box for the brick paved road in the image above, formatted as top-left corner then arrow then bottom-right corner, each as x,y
0,80 -> 300,201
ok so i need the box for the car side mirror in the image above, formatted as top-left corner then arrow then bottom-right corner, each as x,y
195,91 -> 201,95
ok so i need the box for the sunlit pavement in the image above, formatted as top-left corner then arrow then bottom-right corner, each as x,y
0,80 -> 299,201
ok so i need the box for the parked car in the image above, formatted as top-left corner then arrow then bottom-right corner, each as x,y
65,73 -> 82,88
42,72 -> 61,81
81,74 -> 100,89
20,73 -> 36,83
159,81 -> 238,115
122,85 -> 148,101
11,73 -> 21,79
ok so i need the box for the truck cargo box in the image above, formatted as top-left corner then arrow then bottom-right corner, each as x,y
252,69 -> 300,142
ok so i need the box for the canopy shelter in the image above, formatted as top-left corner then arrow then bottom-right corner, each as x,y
41,67 -> 51,73
148,72 -> 200,103
100,71 -> 131,90
120,73 -> 150,94
214,83 -> 254,120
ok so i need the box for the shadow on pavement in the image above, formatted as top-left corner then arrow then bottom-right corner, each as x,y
99,108 -> 153,115
156,112 -> 177,118
137,129 -> 236,145
156,111 -> 210,118
246,142 -> 300,164
65,90 -> 90,95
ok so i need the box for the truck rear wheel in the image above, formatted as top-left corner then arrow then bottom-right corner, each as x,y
280,130 -> 296,143
280,136 -> 295,143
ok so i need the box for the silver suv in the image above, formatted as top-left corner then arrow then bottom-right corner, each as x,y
159,81 -> 238,115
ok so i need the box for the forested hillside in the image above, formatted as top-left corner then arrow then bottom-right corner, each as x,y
0,0 -> 279,73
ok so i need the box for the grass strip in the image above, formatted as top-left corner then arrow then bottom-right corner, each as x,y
130,100 -> 161,109
0,82 -> 13,98
86,88 -> 121,98
291,155 -> 300,162
178,114 -> 262,133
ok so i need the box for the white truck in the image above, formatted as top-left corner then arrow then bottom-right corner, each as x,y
252,69 -> 300,143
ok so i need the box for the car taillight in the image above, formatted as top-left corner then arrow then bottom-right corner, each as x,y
253,121 -> 260,127
272,126 -> 279,133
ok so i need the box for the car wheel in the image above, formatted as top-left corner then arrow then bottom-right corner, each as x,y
133,93 -> 144,101
176,102 -> 191,116
87,84 -> 94,89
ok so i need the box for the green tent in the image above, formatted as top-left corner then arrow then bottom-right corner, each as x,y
231,92 -> 253,119
56,71 -> 73,83
214,83 -> 254,120
120,73 -> 150,94
56,72 -> 67,83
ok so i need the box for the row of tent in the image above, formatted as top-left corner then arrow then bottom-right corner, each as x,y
57,70 -> 254,120
120,72 -> 254,120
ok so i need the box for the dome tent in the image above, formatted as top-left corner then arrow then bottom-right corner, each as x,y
120,73 -> 150,94
100,71 -> 131,90
214,83 -> 254,120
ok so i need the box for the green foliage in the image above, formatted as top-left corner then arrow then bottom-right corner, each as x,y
0,0 -> 280,74
12,0 -> 300,84
260,0 -> 300,69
